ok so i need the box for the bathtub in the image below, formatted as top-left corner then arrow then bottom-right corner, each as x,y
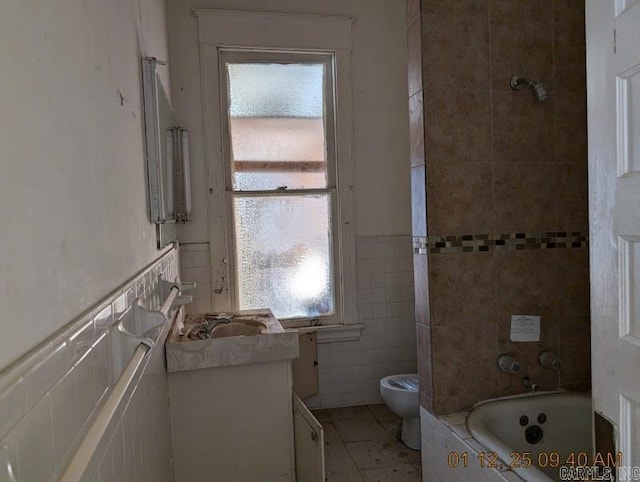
467,392 -> 592,481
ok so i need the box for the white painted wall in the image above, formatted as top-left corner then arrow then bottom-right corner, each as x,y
0,0 -> 171,370
168,0 -> 411,242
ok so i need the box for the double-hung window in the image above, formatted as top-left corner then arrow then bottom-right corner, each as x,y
218,49 -> 343,324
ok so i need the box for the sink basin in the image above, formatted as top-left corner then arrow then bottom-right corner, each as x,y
210,320 -> 266,338
166,310 -> 299,372
178,314 -> 270,341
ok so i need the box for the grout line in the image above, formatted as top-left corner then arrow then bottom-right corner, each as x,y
324,411 -> 364,478
488,0 -> 497,257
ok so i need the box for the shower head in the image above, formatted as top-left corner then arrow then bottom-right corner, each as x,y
510,76 -> 548,103
532,83 -> 549,102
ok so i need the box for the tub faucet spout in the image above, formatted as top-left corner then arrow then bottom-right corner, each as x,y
522,376 -> 539,392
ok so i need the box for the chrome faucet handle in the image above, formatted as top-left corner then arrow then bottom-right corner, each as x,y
538,351 -> 562,370
498,354 -> 521,374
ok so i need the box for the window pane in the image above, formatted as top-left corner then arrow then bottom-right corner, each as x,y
233,194 -> 334,319
226,62 -> 328,190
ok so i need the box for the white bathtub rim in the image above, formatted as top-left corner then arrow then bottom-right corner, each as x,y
468,389 -> 570,412
467,417 -> 551,482
465,391 -> 592,482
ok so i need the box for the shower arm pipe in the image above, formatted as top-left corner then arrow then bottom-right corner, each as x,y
510,75 -> 549,102
510,76 -> 536,90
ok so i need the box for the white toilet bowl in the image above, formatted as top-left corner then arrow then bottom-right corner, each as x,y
379,374 -> 420,450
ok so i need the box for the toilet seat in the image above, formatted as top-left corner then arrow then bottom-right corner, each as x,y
387,375 -> 418,391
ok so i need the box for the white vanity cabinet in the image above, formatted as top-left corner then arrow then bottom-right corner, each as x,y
166,310 -> 325,482
169,359 -> 296,481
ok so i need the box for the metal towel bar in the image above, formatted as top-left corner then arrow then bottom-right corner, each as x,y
59,343 -> 148,482
59,286 -> 179,482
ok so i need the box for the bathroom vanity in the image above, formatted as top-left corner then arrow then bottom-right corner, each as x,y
166,310 -> 314,482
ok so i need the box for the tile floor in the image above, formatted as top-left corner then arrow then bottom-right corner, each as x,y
312,404 -> 422,482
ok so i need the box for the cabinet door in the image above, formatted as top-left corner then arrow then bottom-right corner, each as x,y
292,332 -> 319,399
293,393 -> 324,482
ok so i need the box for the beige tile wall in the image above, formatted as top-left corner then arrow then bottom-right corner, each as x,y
408,0 -> 434,415
408,0 -> 590,414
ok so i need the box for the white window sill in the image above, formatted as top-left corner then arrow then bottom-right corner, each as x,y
285,323 -> 364,344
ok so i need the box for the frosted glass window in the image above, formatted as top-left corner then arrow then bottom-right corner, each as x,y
220,51 -> 338,322
233,195 -> 334,319
228,64 -> 324,117
226,62 -> 329,190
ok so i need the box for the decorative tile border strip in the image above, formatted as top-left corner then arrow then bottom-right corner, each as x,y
413,232 -> 588,254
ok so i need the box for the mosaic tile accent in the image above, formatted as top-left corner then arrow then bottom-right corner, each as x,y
413,232 -> 588,255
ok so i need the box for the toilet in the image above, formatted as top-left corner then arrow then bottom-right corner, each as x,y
379,374 -> 421,450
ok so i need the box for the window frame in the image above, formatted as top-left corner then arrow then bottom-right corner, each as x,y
196,10 -> 357,328
219,50 -> 342,325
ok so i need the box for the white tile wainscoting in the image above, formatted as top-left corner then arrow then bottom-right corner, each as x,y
0,247 -> 178,482
420,407 -> 523,482
178,243 -> 212,315
305,235 -> 417,408
178,235 -> 417,409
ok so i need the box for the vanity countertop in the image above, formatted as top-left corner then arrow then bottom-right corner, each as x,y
165,309 -> 299,372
